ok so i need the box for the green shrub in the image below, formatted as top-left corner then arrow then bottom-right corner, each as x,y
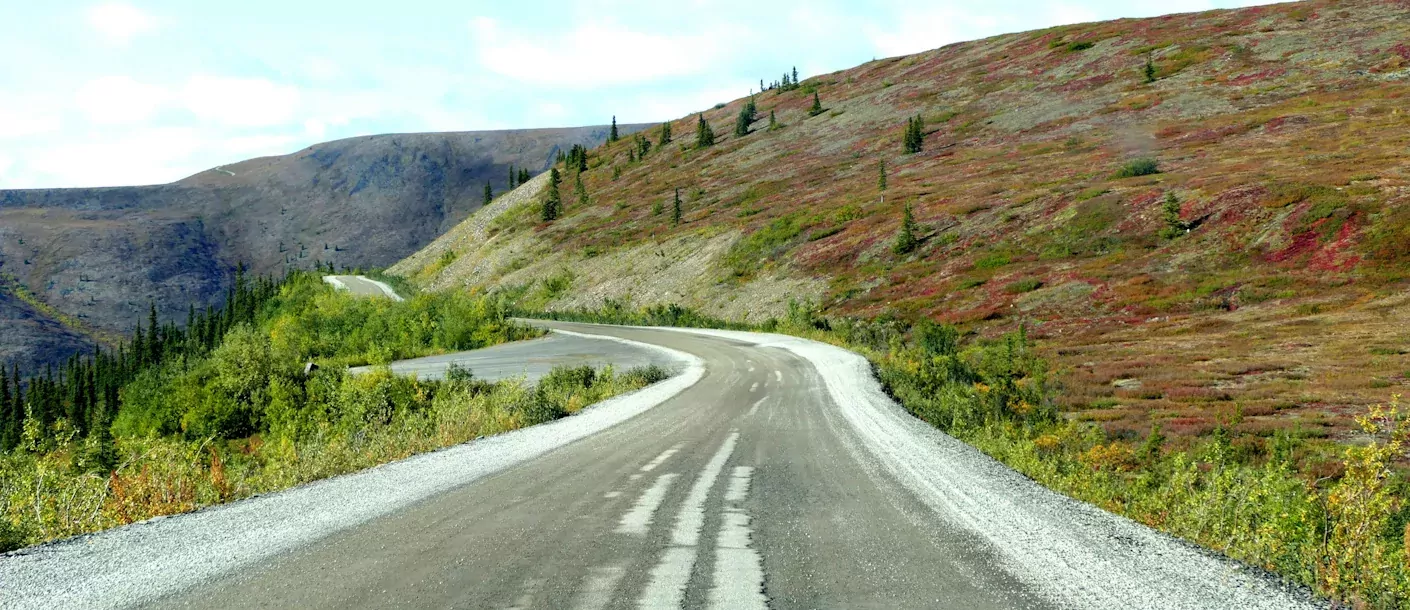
1004,279 -> 1044,294
1114,157 -> 1160,178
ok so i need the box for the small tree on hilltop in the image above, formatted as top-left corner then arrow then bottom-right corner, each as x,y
659,121 -> 672,145
610,116 -> 619,142
520,168 -> 531,184
768,110 -> 780,131
508,165 -> 516,188
893,203 -> 920,255
483,181 -> 493,204
808,92 -> 824,117
672,188 -> 683,226
541,168 -> 562,221
695,114 -> 715,148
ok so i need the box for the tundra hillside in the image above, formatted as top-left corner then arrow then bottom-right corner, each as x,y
394,0 -> 1410,605
398,0 -> 1410,470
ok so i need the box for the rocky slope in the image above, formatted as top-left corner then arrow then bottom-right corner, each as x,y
0,124 -> 646,374
395,0 -> 1410,444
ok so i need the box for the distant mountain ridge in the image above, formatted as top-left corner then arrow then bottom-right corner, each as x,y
0,124 -> 648,374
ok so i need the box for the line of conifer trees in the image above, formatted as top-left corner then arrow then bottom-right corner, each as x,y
0,265 -> 284,454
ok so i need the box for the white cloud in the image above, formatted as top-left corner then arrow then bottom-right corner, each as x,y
74,75 -> 169,124
86,3 -> 158,45
222,134 -> 296,156
181,75 -> 301,127
0,98 -> 62,139
469,17 -> 737,87
864,6 -> 1005,58
26,127 -> 203,187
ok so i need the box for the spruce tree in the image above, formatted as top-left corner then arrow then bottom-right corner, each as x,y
509,165 -> 516,188
878,159 -> 887,191
483,181 -> 493,205
695,114 -> 715,148
0,369 -> 12,451
519,168 -> 531,184
768,110 -> 780,131
808,92 -> 823,117
659,121 -> 672,145
734,106 -> 752,137
893,204 -> 920,255
541,168 -> 562,221
575,172 -> 589,207
671,188 -> 683,226
610,116 -> 619,142
904,116 -> 925,154
1144,53 -> 1157,83
792,66 -> 799,85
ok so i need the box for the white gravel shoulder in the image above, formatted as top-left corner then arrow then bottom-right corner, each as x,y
0,336 -> 703,610
669,327 -> 1324,610
359,277 -> 405,302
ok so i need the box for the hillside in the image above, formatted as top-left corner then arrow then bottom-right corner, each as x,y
0,124 -> 646,374
396,0 -> 1410,446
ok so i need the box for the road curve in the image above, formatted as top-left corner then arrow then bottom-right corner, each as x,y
323,275 -> 404,301
1,322 -> 1321,609
348,331 -> 677,383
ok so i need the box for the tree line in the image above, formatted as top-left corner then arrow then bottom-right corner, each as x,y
0,266 -> 282,458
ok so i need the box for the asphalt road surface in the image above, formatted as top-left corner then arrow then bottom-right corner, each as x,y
3,322 -> 1320,609
348,331 -> 675,383
323,275 -> 404,301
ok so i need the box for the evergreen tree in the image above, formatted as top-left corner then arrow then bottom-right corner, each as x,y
1144,53 -> 1157,83
659,121 -> 672,145
808,92 -> 823,116
652,199 -> 664,216
671,188 -> 683,226
792,66 -> 799,85
878,159 -> 887,191
695,114 -> 715,148
483,181 -> 493,205
610,116 -> 619,142
612,165 -> 622,180
893,204 -> 920,255
1160,192 -> 1187,239
519,168 -> 531,185
0,369 -> 12,452
541,168 -> 562,221
734,99 -> 756,137
629,148 -> 637,163
575,172 -> 589,207
904,116 -> 925,154
509,165 -> 516,188
768,110 -> 780,131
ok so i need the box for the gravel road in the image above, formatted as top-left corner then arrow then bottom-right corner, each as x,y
0,322 -> 1323,609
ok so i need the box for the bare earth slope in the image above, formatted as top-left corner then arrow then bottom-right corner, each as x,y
397,0 -> 1410,445
0,124 -> 646,374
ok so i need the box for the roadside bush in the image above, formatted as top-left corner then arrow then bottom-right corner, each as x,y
1114,157 -> 1160,178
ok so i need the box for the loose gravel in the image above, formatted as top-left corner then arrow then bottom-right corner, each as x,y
0,333 -> 703,610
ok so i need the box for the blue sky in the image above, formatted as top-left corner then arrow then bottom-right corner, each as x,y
0,0 -> 1278,189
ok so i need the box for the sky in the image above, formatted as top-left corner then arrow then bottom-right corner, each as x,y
0,0 -> 1279,189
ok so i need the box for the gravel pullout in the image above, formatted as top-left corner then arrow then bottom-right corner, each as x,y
0,336 -> 704,610
672,328 -> 1324,610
